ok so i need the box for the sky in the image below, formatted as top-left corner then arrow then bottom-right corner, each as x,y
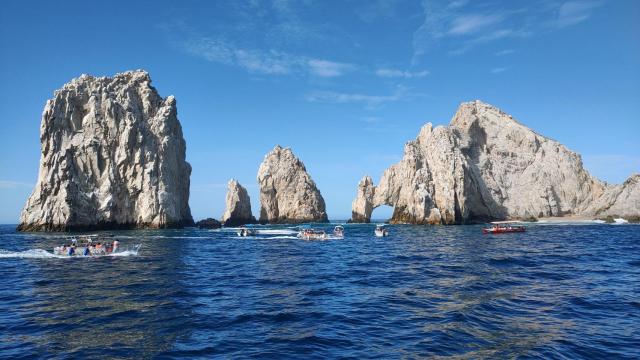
0,0 -> 639,223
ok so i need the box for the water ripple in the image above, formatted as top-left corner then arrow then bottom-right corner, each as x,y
0,223 -> 639,358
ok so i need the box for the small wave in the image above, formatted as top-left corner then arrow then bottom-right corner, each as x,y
0,248 -> 140,259
235,235 -> 299,240
256,229 -> 298,235
107,249 -> 140,257
0,249 -> 65,259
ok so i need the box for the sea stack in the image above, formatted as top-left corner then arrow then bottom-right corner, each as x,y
351,175 -> 375,223
221,179 -> 256,226
257,145 -> 328,224
18,70 -> 193,231
350,100 -> 639,224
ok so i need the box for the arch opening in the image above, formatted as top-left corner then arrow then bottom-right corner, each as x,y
370,204 -> 393,223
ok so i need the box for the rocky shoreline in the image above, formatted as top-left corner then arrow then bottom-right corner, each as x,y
16,71 -> 639,231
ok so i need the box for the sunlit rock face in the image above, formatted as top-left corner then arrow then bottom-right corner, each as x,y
257,145 -> 328,224
351,100 -> 637,224
18,70 -> 193,231
221,179 -> 256,227
583,174 -> 640,219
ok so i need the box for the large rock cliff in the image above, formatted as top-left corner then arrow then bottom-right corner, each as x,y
257,145 -> 328,223
351,100 -> 638,224
18,70 -> 193,231
221,179 -> 256,226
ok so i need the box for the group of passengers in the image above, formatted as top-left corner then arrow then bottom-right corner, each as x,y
60,240 -> 119,256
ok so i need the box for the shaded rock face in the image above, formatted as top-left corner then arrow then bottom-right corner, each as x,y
18,70 -> 193,231
351,100 -> 637,224
195,218 -> 222,229
221,179 -> 256,227
257,145 -> 328,224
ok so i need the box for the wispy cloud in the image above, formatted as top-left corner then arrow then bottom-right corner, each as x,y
0,180 -> 33,189
555,1 -> 601,28
375,68 -> 430,78
448,14 -> 503,35
412,0 -> 603,63
495,49 -> 515,56
180,35 -> 355,77
308,59 -> 355,77
306,86 -> 411,108
491,67 -> 509,74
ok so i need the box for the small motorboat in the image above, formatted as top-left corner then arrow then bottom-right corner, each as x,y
297,228 -> 327,240
237,227 -> 257,237
482,221 -> 526,234
333,225 -> 344,238
53,235 -> 138,256
374,224 -> 389,237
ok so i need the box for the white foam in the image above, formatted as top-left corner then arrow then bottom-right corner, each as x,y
0,247 -> 140,259
0,249 -> 66,259
256,229 -> 298,235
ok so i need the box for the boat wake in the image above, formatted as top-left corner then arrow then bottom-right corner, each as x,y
239,235 -> 299,240
0,249 -> 64,259
0,248 -> 140,259
255,229 -> 298,235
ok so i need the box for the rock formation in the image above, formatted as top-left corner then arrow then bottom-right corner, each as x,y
195,218 -> 222,229
351,100 -> 639,224
18,70 -> 193,231
351,176 -> 375,223
221,179 -> 256,226
257,145 -> 328,223
583,174 -> 640,219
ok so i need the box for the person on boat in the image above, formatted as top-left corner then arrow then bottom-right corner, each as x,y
67,246 -> 75,256
113,240 -> 119,253
83,246 -> 91,256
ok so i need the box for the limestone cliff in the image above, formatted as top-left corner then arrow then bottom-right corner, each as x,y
257,145 -> 328,223
18,70 -> 193,231
221,179 -> 256,226
583,174 -> 640,218
351,100 -> 637,224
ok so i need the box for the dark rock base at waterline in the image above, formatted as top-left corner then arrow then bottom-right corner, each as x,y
16,219 -> 195,232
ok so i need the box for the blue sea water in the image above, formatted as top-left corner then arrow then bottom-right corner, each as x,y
0,222 -> 639,359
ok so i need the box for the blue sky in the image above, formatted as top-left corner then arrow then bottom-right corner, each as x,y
1,0 -> 639,223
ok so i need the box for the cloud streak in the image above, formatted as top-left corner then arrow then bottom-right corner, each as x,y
375,68 -> 430,78
555,1 -> 602,28
412,0 -> 603,63
306,86 -> 412,108
180,35 -> 355,77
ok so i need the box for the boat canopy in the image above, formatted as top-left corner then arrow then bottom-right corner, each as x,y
490,220 -> 523,224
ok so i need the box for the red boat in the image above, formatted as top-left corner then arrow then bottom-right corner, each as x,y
483,221 -> 526,234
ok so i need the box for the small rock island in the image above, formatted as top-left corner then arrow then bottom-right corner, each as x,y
18,70 -> 193,231
257,145 -> 328,224
221,179 -> 257,227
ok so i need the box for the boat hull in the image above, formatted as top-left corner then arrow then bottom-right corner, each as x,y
482,227 -> 526,234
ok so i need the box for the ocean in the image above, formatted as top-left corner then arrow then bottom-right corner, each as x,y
1,222 -> 638,359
